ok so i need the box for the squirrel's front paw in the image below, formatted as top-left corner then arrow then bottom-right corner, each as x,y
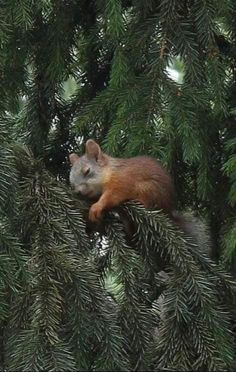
89,203 -> 103,223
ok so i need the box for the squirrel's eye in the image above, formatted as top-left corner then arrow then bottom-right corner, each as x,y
83,167 -> 90,176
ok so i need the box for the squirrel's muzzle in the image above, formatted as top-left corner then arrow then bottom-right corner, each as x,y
72,183 -> 97,199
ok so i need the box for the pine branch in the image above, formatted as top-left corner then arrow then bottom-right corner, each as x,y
105,217 -> 155,370
120,202 -> 235,370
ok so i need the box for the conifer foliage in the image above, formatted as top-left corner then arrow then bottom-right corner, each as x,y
0,0 -> 236,370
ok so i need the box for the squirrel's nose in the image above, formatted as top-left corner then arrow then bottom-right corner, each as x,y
75,184 -> 87,195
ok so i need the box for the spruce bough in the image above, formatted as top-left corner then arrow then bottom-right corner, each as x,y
0,0 -> 235,370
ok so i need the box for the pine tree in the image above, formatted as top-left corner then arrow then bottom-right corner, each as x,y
0,0 -> 236,371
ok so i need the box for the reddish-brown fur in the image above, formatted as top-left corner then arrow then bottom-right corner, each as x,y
105,157 -> 174,209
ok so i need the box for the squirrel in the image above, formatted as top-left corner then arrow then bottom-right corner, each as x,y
69,139 -> 211,256
69,139 -> 176,223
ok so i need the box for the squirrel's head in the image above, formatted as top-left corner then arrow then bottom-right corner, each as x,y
69,139 -> 108,199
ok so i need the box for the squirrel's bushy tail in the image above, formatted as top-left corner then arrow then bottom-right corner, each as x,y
171,211 -> 211,256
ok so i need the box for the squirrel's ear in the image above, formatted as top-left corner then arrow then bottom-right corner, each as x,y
69,153 -> 79,165
85,139 -> 102,160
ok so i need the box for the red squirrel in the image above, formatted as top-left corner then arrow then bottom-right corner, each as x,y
69,139 -> 176,223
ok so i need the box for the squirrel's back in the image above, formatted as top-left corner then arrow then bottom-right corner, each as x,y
105,156 -> 176,211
